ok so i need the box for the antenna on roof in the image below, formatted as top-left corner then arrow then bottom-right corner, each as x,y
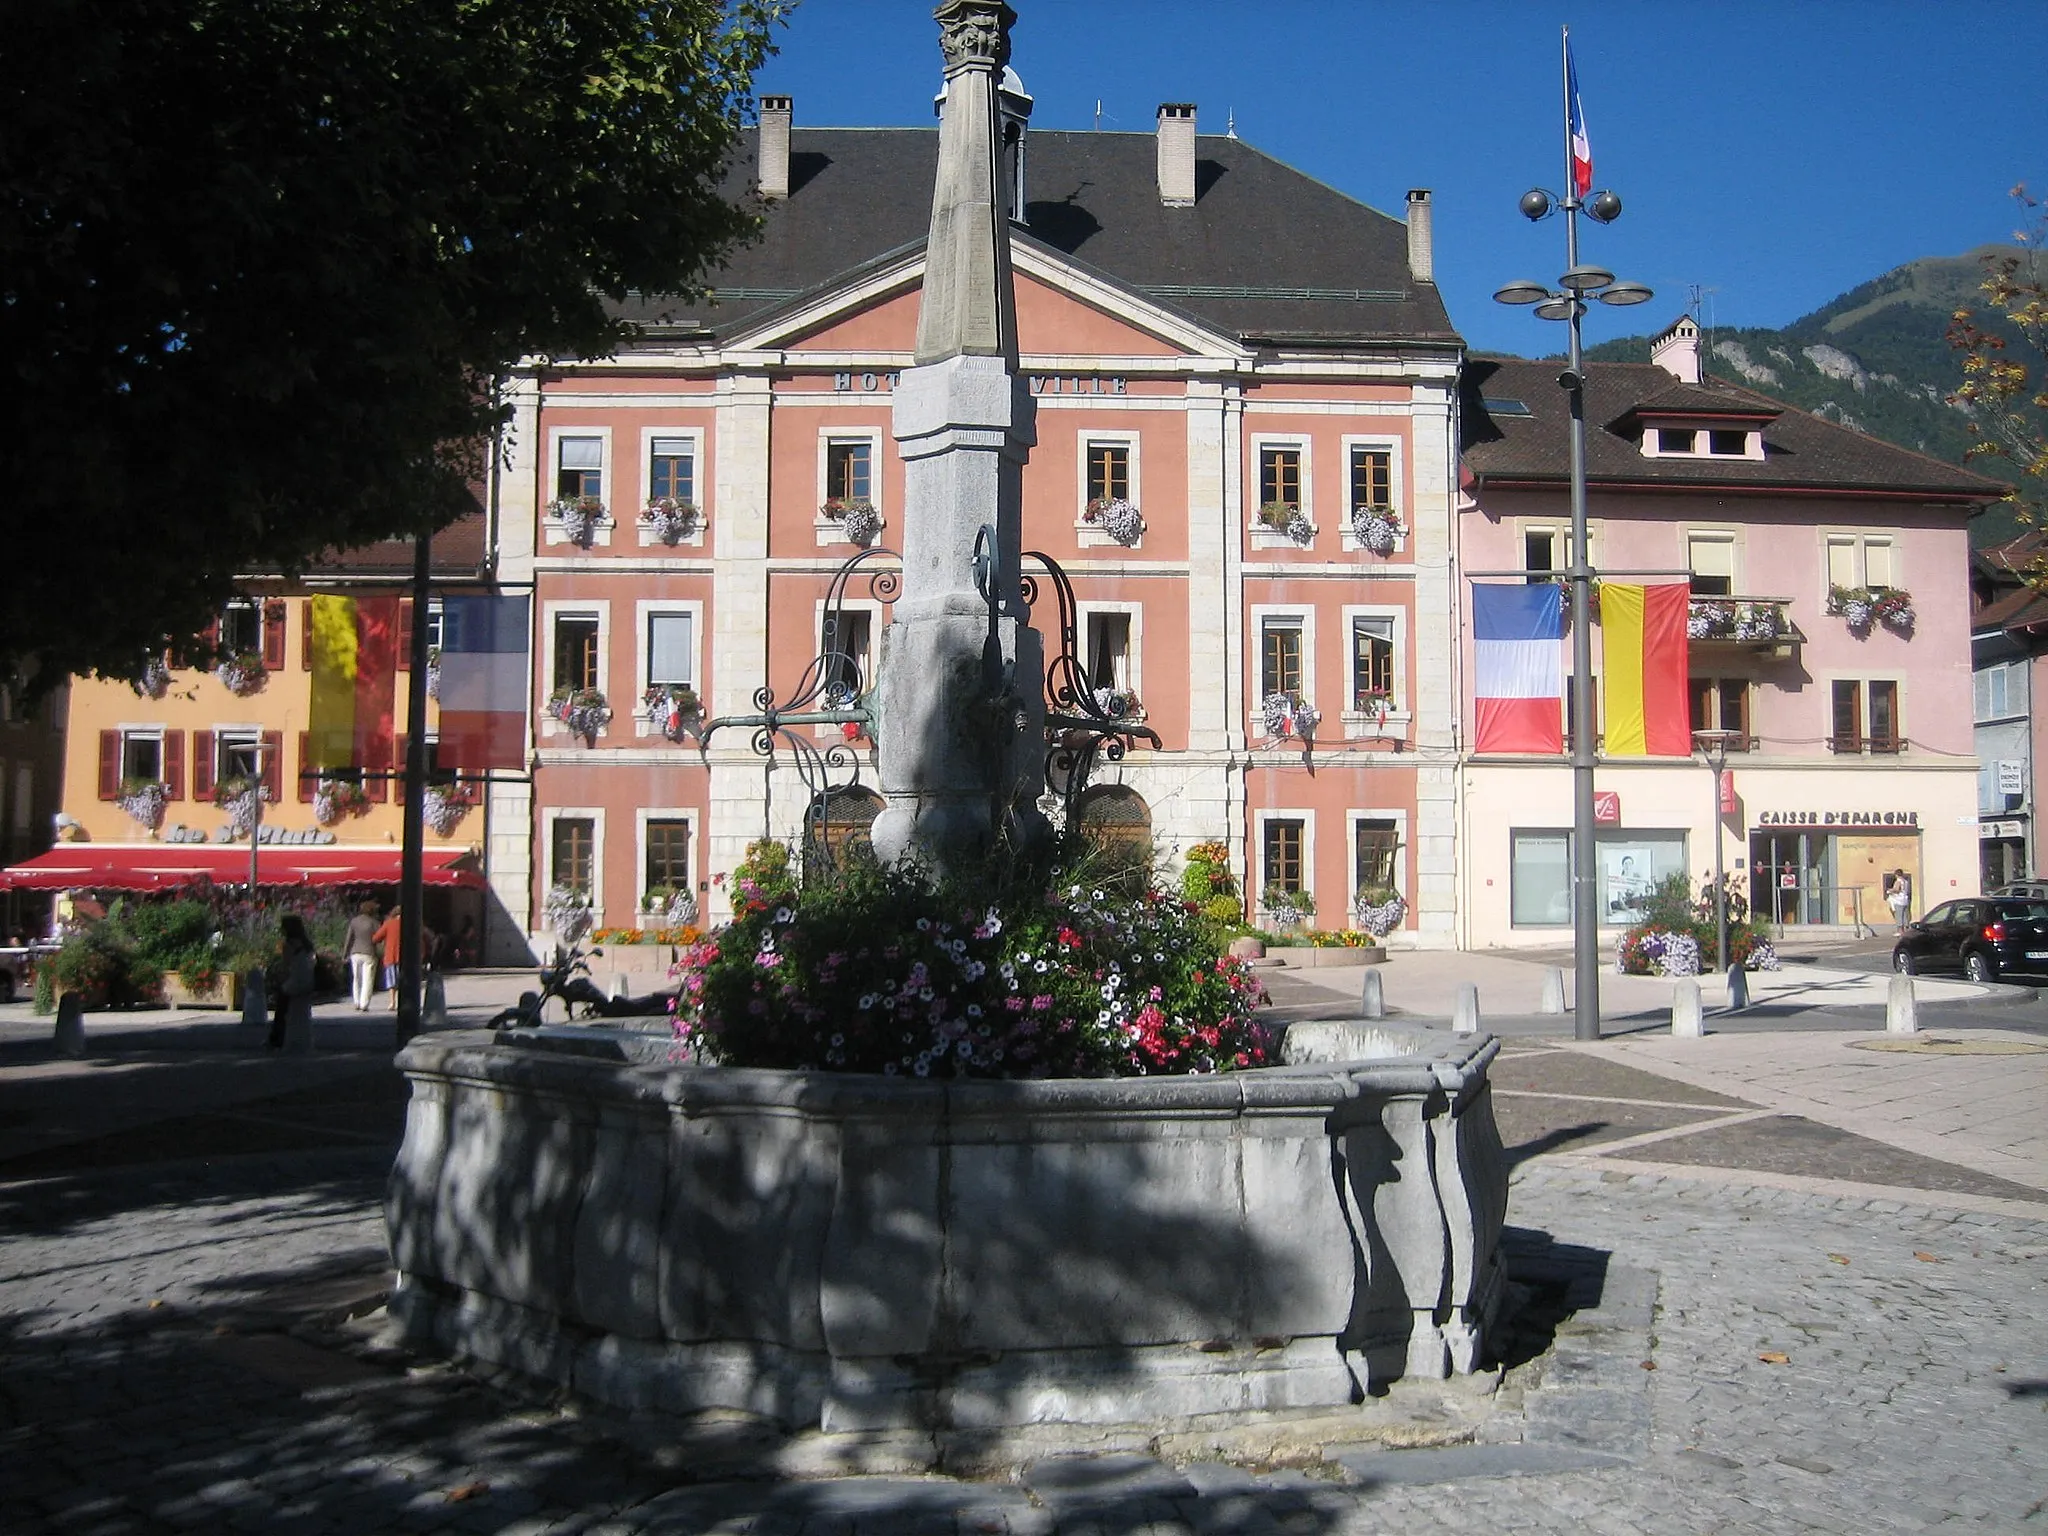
1094,99 -> 1101,131
1226,108 -> 1237,139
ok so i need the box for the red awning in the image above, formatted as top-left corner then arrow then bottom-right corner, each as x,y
0,844 -> 486,892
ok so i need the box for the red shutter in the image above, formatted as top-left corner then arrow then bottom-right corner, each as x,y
98,731 -> 121,800
262,600 -> 288,670
296,732 -> 316,801
260,731 -> 284,801
163,732 -> 185,801
396,599 -> 415,668
202,616 -> 219,650
193,731 -> 216,799
301,599 -> 316,669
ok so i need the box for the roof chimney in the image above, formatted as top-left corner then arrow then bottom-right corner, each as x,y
1405,189 -> 1434,283
1156,103 -> 1196,207
758,95 -> 792,201
1651,315 -> 1703,384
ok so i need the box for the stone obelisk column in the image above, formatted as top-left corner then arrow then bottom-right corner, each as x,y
871,0 -> 1044,875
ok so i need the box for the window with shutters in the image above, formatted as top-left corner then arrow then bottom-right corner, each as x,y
122,732 -> 163,786
220,599 -> 261,657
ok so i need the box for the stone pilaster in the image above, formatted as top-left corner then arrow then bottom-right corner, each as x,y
707,371 -> 775,920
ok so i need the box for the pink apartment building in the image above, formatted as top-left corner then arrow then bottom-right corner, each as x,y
489,92 -> 1464,943
1458,318 -> 2002,946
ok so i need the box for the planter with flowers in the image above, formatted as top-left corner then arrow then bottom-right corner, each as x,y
425,646 -> 442,700
1090,686 -> 1144,724
213,652 -> 266,697
643,684 -> 702,742
549,495 -> 606,547
821,497 -> 882,546
1262,884 -> 1315,931
212,774 -> 269,837
1353,885 -> 1408,940
542,884 -> 592,947
548,687 -> 612,744
422,781 -> 476,836
1261,691 -> 1320,740
1083,497 -> 1145,547
1827,584 -> 1915,637
1349,505 -> 1404,556
133,657 -> 171,700
1256,501 -> 1315,547
1558,580 -> 1602,630
640,497 -> 702,545
638,884 -> 699,927
118,777 -> 168,832
313,778 -> 374,827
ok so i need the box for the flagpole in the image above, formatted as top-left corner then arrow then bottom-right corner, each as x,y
396,533 -> 430,1045
1562,23 -> 1600,1040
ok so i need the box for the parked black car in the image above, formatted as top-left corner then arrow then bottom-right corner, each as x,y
1892,896 -> 2048,981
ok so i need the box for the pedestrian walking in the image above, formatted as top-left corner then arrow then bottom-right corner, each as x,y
371,906 -> 404,1010
343,899 -> 381,1010
1886,869 -> 1912,933
267,915 -> 317,1049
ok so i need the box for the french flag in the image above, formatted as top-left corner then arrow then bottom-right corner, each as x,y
1473,585 -> 1563,754
436,594 -> 532,771
1565,32 -> 1593,200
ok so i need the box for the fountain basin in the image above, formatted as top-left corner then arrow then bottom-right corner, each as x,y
386,1023 -> 1506,1432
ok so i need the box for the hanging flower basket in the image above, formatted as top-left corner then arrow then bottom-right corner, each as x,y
640,885 -> 699,926
213,652 -> 265,696
550,495 -> 605,546
548,687 -> 612,743
212,775 -> 269,836
1084,497 -> 1145,547
312,778 -> 374,827
118,777 -> 167,832
1261,691 -> 1320,739
1350,506 -> 1403,556
1262,885 -> 1315,929
422,782 -> 474,836
642,684 -> 702,741
1354,689 -> 1392,721
1827,584 -> 1914,637
822,498 -> 882,545
425,646 -> 441,701
543,884 -> 593,945
1558,580 -> 1602,628
1257,502 -> 1314,546
640,497 -> 701,544
133,657 -> 171,700
1353,886 -> 1408,938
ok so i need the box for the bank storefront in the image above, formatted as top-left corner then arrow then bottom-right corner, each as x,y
1462,764 -> 1977,949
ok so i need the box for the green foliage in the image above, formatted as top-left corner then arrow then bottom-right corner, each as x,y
33,965 -> 55,1015
1,0 -> 786,683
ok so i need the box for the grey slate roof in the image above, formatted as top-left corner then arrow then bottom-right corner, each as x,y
1462,356 -> 2003,503
617,127 -> 1458,349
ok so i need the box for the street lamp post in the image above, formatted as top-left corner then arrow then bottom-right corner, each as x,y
1694,729 -> 1738,972
1494,189 -> 1651,1042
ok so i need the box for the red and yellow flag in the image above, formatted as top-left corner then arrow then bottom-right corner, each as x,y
1601,584 -> 1690,755
306,595 -> 399,774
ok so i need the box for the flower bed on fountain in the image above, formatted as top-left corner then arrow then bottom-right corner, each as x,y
387,849 -> 1508,1445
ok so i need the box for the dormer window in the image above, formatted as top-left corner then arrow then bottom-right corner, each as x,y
1661,428 -> 1696,455
1644,423 -> 1760,459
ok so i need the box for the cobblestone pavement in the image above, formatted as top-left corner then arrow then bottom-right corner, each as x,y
4,988 -> 2047,1532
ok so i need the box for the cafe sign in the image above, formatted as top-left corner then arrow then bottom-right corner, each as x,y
1754,810 -> 1920,827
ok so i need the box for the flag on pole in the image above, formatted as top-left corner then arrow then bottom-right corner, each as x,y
436,594 -> 531,771
1565,31 -> 1593,200
1600,584 -> 1691,755
1473,584 -> 1564,754
306,595 -> 400,773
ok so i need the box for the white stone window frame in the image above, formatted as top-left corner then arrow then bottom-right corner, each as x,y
1337,435 -> 1407,554
117,725 -> 168,785
1075,600 -> 1145,716
810,593 -> 884,737
545,426 -> 617,547
635,807 -> 697,912
1254,807 -> 1316,911
1339,603 -> 1408,730
814,428 -> 886,548
1347,808 -> 1410,912
1685,527 -> 1740,594
541,600 -> 611,741
1074,429 -> 1143,549
1249,433 -> 1316,550
544,806 -> 606,925
637,426 -> 708,549
1519,520 -> 1596,577
212,725 -> 264,784
1250,605 -> 1316,731
1823,530 -> 1897,595
633,600 -> 704,737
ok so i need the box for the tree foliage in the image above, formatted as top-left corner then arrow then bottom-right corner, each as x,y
1,0 -> 784,685
1948,185 -> 2048,547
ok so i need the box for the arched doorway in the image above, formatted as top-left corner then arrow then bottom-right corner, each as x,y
1073,785 -> 1152,889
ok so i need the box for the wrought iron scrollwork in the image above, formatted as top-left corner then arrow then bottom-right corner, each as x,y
1020,548 -> 1161,817
695,546 -> 896,866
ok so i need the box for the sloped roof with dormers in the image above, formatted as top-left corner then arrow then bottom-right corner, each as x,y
611,126 -> 1458,351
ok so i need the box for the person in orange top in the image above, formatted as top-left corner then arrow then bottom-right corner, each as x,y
371,906 -> 405,1011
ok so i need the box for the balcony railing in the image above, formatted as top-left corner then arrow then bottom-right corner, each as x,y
1687,595 -> 1799,654
1830,732 -> 1903,755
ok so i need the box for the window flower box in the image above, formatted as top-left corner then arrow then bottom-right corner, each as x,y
547,686 -> 612,744
212,774 -> 269,836
821,497 -> 882,546
638,885 -> 699,927
1262,884 -> 1315,929
118,777 -> 167,832
543,884 -> 592,945
1260,691 -> 1319,740
640,498 -> 702,544
422,782 -> 476,836
548,495 -> 606,547
1256,501 -> 1315,546
1349,506 -> 1404,557
1826,584 -> 1914,637
213,652 -> 265,696
1353,885 -> 1408,938
643,684 -> 702,742
1083,497 -> 1145,547
313,778 -> 374,827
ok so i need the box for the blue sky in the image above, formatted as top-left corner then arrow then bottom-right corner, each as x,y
753,0 -> 2048,357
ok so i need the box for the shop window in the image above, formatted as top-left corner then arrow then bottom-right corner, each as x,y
553,614 -> 599,693
1263,819 -> 1304,894
1688,678 -> 1751,749
557,436 -> 603,500
1511,829 -> 1686,927
645,818 -> 691,895
551,817 -> 594,893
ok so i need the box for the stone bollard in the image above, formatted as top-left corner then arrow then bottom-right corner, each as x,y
1451,982 -> 1481,1034
423,971 -> 449,1031
1886,973 -> 1919,1035
1537,967 -> 1566,1015
1671,978 -> 1705,1037
1360,967 -> 1385,1020
241,968 -> 267,1031
1725,963 -> 1750,1012
282,995 -> 315,1055
54,993 -> 85,1057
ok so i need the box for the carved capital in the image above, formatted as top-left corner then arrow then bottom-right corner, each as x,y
934,0 -> 1012,74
